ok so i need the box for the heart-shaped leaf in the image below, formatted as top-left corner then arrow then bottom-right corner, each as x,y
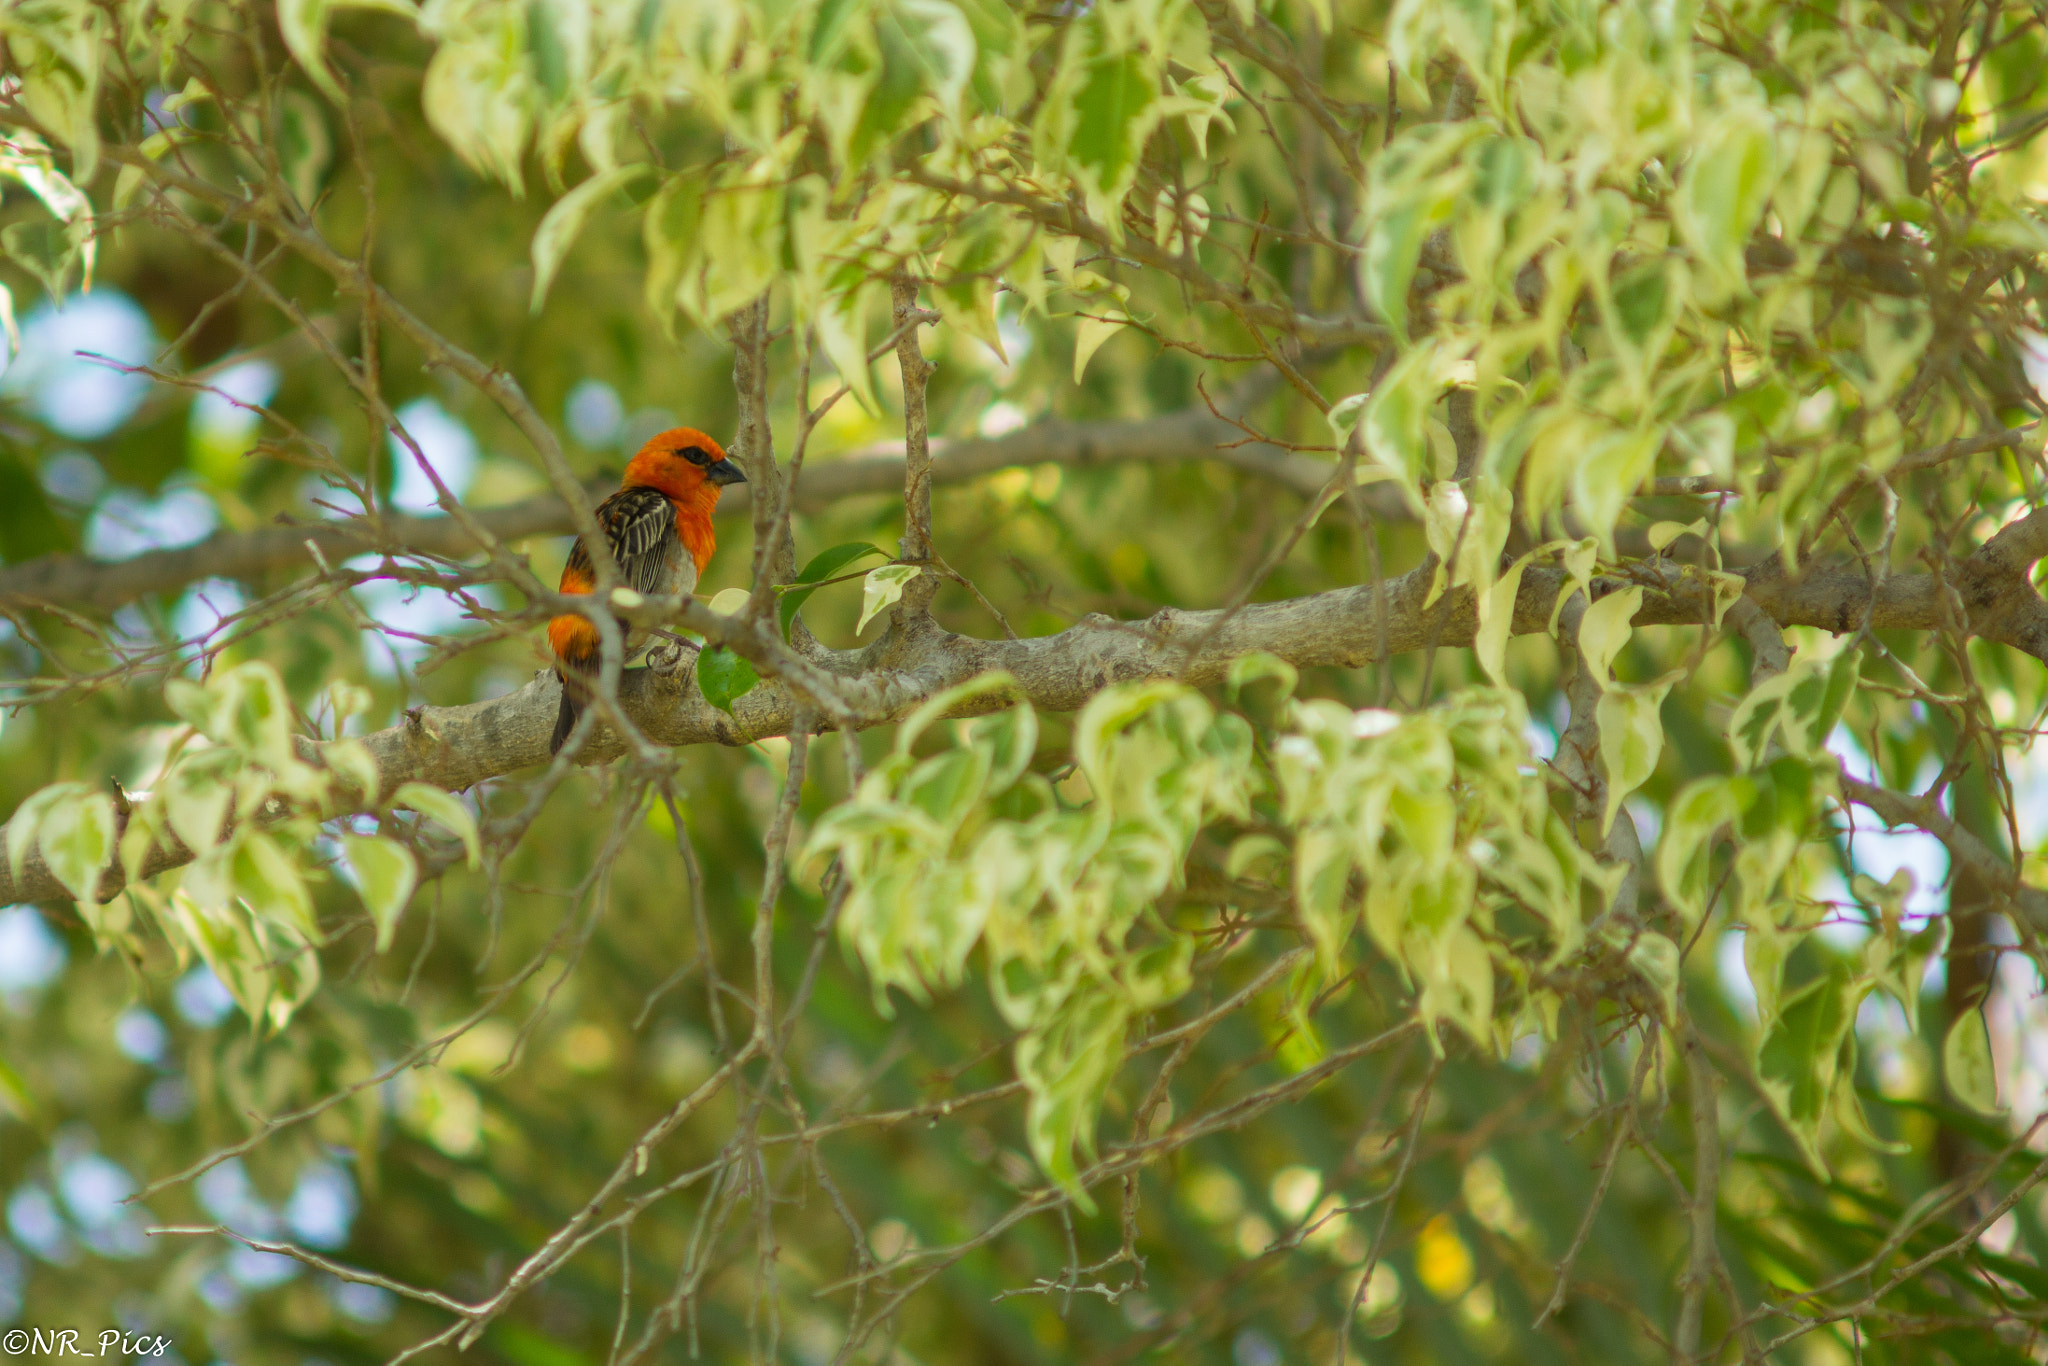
698,646 -> 759,715
857,564 -> 923,633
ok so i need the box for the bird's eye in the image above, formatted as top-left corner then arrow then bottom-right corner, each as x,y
681,446 -> 710,466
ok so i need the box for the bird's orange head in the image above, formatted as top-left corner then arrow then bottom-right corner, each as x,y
621,427 -> 747,504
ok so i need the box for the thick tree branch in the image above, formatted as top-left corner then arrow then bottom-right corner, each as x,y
0,411 -> 1383,614
12,523 -> 2048,906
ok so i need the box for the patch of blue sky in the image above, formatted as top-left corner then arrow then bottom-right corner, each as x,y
172,965 -> 236,1028
350,563 -> 494,678
565,378 -> 624,449
190,358 -> 278,439
0,908 -> 65,996
1812,726 -> 1949,952
0,291 -> 155,439
388,396 -> 478,513
55,1151 -> 148,1259
169,577 -> 250,648
85,483 -> 218,560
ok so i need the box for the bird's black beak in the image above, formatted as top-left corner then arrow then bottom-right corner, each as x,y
707,458 -> 747,487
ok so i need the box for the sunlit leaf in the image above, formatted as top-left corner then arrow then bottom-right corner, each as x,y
345,834 -> 418,953
391,783 -> 481,869
530,164 -> 652,313
856,564 -> 922,633
1943,1009 -> 2001,1114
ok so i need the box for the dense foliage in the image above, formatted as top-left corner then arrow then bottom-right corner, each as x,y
3,0 -> 2048,1362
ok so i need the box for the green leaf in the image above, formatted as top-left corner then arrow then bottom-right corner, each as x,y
1572,426 -> 1662,551
344,834 -> 418,953
530,164 -> 652,313
1595,673 -> 1679,836
1943,1008 -> 2000,1114
1578,585 -> 1642,687
856,563 -> 922,633
697,646 -> 759,715
8,782 -> 86,883
1065,48 -> 1158,223
1657,776 -> 1750,925
1755,964 -> 1865,1176
1225,653 -> 1299,706
895,671 -> 1025,755
280,0 -> 415,103
813,281 -> 883,415
217,661 -> 298,768
1860,297 -> 1932,403
1675,107 -> 1777,298
232,831 -> 319,942
37,787 -> 116,904
276,90 -> 333,210
1358,193 -> 1449,342
781,542 -> 887,638
1475,555 -> 1528,685
391,782 -> 482,869
1628,931 -> 1680,1022
1070,312 -> 1124,383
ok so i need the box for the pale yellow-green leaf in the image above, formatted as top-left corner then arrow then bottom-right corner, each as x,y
1414,922 -> 1494,1052
1293,825 -> 1355,973
1943,1009 -> 2001,1114
1225,653 -> 1298,705
1422,476 -> 1511,608
1578,585 -> 1643,688
217,661 -> 298,767
7,782 -> 85,882
1860,297 -> 1933,403
1647,519 -> 1708,553
280,0 -> 415,102
530,164 -> 651,313
1657,776 -> 1747,925
327,680 -> 373,725
1704,570 -> 1746,629
856,564 -> 922,633
345,834 -> 418,953
163,754 -> 235,855
163,890 -> 268,1028
1628,932 -> 1681,1021
894,672 -> 1026,757
707,588 -> 752,616
1549,537 -> 1599,636
163,677 -> 215,735
1224,833 -> 1287,882
814,280 -> 882,415
1072,313 -> 1125,383
391,783 -> 481,869
323,738 -> 380,806
1726,666 -> 1805,770
37,788 -> 117,904
1595,672 -> 1680,835
1475,556 -> 1528,685
1674,106 -> 1777,298
233,831 -> 319,942
1573,426 -> 1662,549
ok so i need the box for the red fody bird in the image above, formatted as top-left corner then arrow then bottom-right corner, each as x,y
548,427 -> 746,753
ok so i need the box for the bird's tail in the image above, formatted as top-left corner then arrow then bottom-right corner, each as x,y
550,670 -> 586,755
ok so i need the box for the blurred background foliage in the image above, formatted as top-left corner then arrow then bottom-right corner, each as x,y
1,0 -> 2047,1363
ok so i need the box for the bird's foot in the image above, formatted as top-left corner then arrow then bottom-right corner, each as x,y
648,632 -> 702,676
